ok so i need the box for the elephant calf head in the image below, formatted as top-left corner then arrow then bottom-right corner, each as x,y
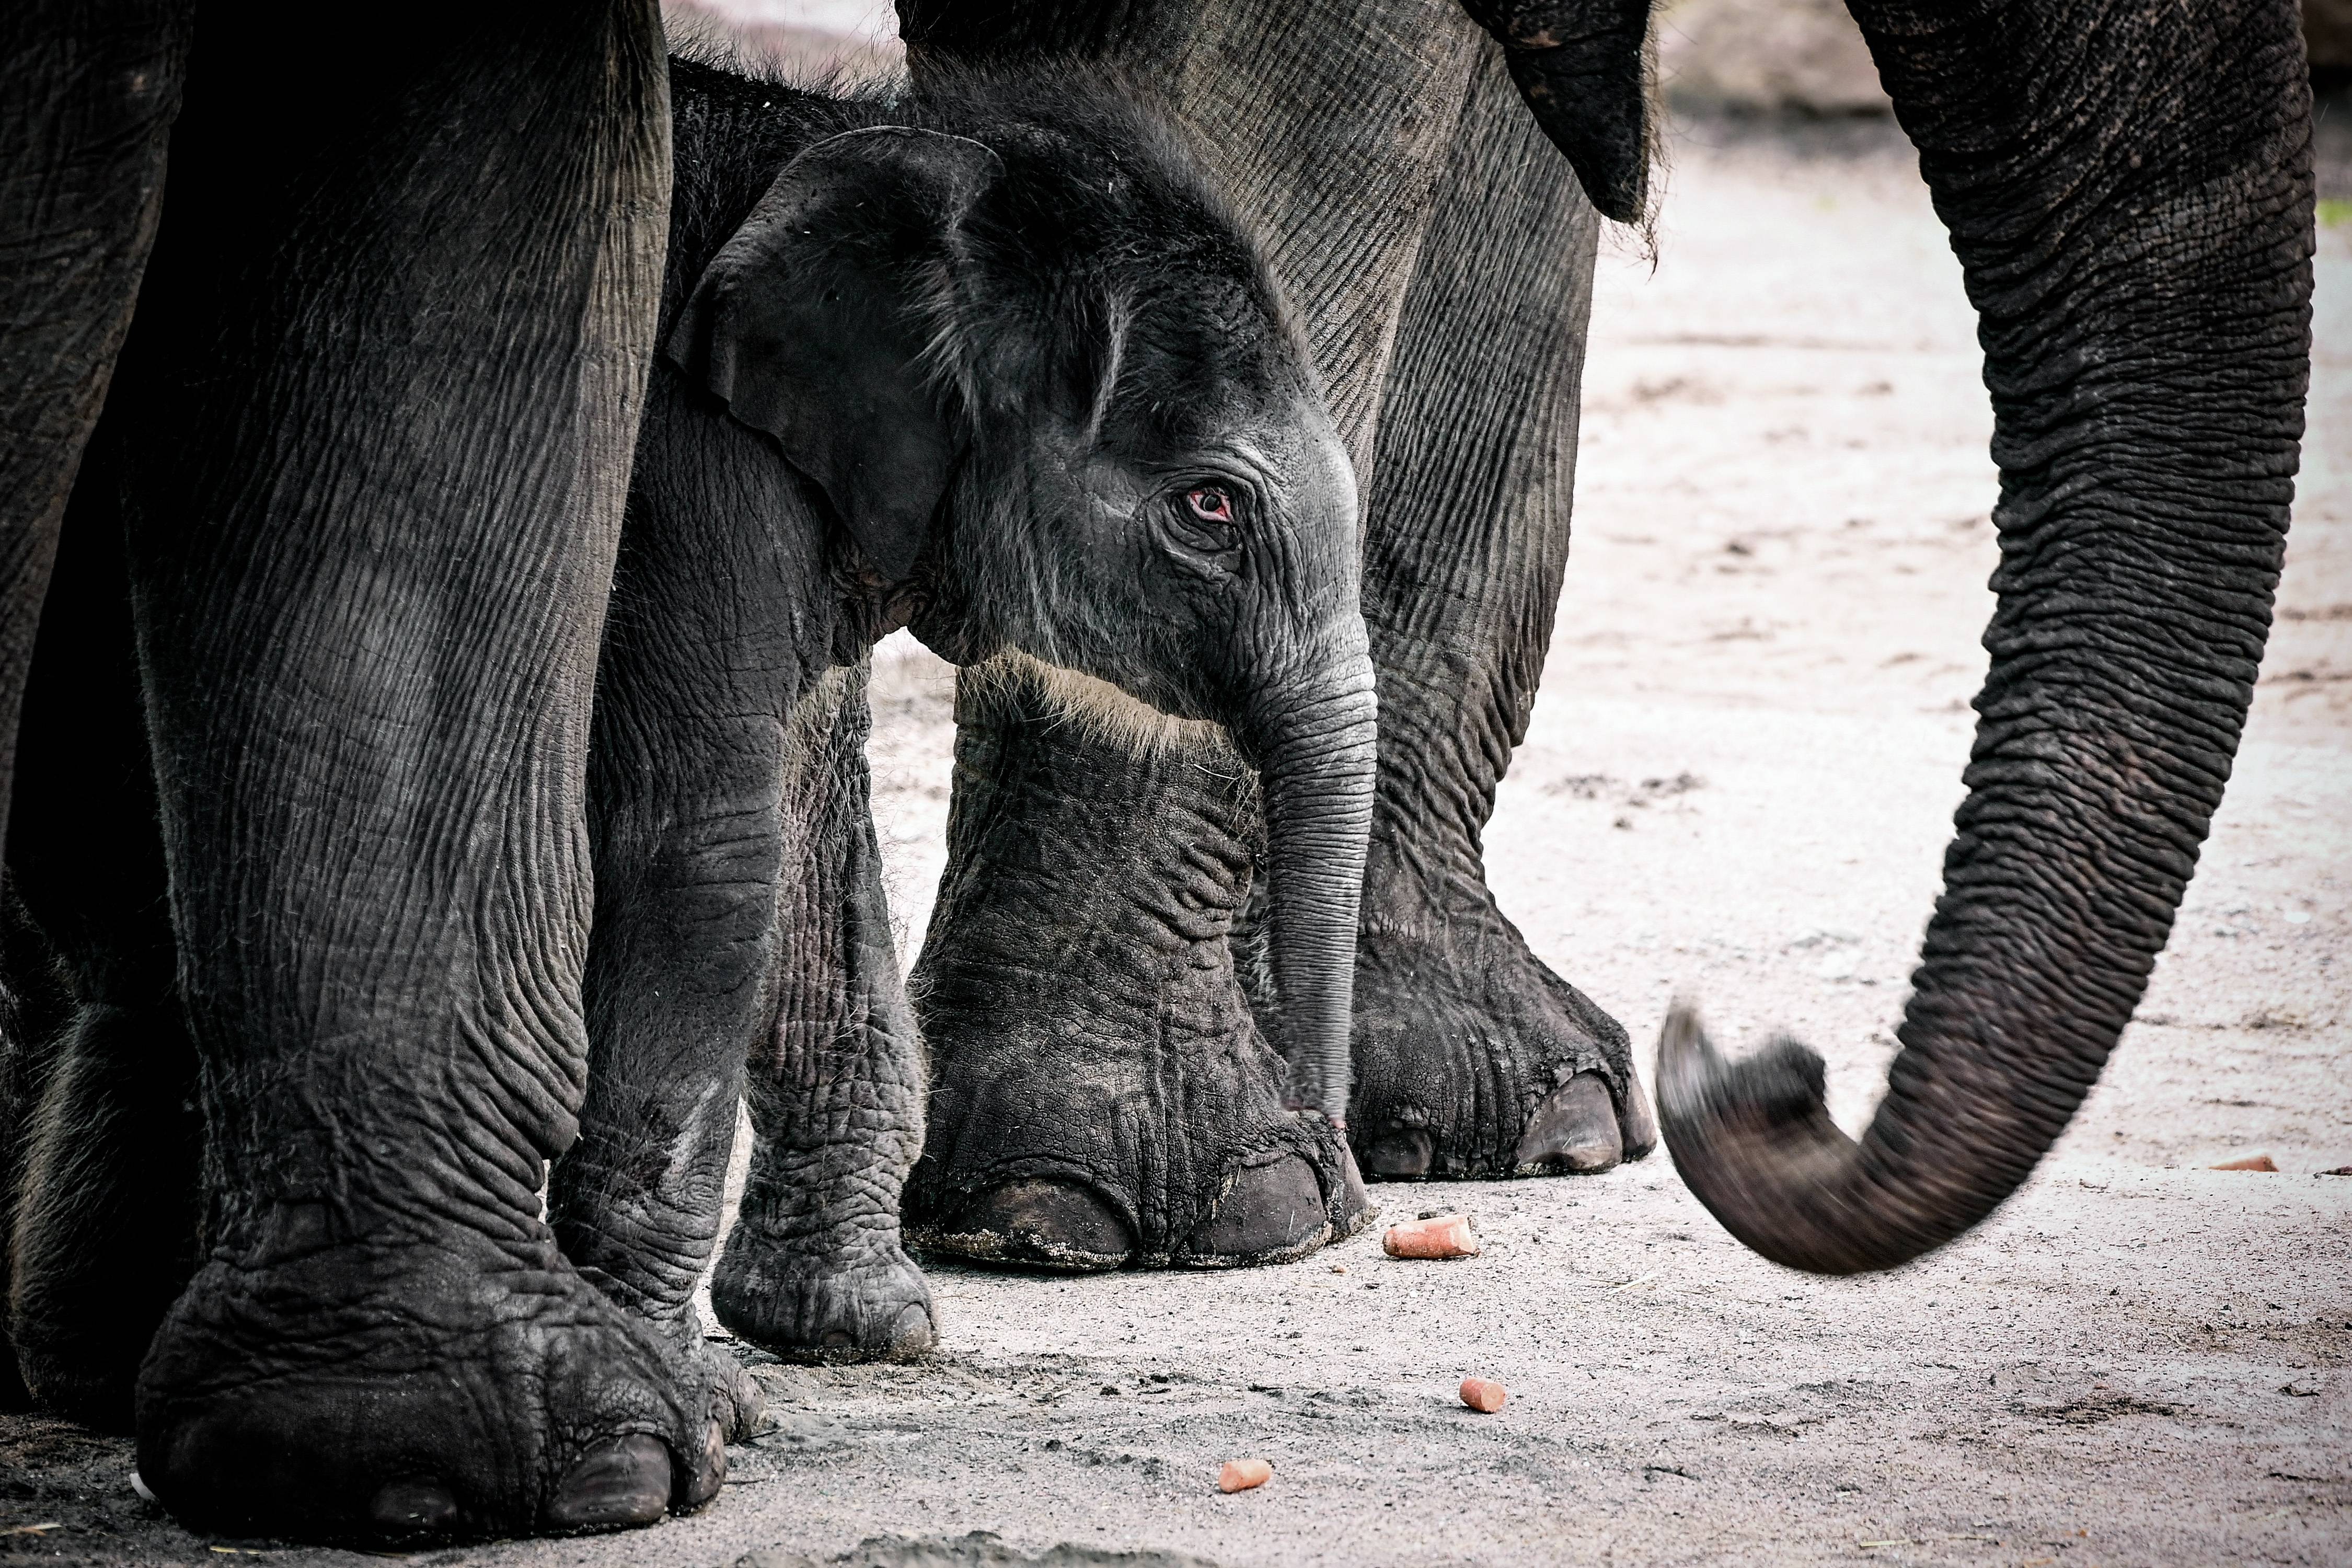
664,78 -> 1374,1122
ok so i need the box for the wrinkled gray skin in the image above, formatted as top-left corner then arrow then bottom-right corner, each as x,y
547,56 -> 1375,1366
0,16 -> 1372,1551
1655,0 -> 2314,1274
891,0 -> 2316,1280
2,0 -> 716,1539
889,0 -> 1664,1277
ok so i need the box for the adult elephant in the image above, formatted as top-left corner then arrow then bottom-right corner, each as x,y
0,0 -> 729,1538
893,0 -> 1665,1276
3,4 -> 1383,1540
890,0 -> 2318,1275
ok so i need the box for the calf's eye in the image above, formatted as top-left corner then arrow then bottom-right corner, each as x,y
1186,488 -> 1235,524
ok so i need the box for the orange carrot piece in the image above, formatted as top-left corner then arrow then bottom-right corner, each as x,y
1460,1377 -> 1507,1413
1383,1214 -> 1480,1259
1218,1457 -> 1273,1493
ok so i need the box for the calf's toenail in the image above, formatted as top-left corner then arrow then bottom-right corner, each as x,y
370,1477 -> 459,1535
544,1434 -> 671,1531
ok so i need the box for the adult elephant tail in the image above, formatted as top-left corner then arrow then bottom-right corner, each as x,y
1657,0 -> 2316,1275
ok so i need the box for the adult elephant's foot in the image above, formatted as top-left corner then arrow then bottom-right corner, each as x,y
903,676 -> 1375,1272
906,1037 -> 1373,1272
710,1223 -> 937,1364
639,1306 -> 767,1442
135,1240 -> 727,1541
1347,889 -> 1657,1181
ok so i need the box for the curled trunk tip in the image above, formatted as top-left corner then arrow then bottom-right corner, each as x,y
1656,1000 -> 1887,1276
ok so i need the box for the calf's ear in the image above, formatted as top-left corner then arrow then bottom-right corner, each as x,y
667,126 -> 1003,581
1457,0 -> 1655,223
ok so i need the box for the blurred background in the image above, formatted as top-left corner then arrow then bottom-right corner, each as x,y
664,0 -> 2352,120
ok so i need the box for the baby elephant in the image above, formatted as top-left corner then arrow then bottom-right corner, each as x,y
544,53 -> 1376,1387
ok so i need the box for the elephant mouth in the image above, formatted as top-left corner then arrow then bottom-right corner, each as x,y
962,647 -> 1228,758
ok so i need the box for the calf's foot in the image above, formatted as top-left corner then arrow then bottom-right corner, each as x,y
136,1239 -> 726,1541
712,1227 -> 935,1363
636,1302 -> 767,1442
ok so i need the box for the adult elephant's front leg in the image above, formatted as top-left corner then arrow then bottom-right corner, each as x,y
1345,47 -> 1656,1181
120,2 -> 721,1541
899,6 -> 1653,1237
708,665 -> 936,1359
895,0 -> 1479,1267
905,665 -> 1369,1269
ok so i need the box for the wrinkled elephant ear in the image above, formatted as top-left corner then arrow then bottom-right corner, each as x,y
666,126 -> 1004,581
1456,0 -> 1655,223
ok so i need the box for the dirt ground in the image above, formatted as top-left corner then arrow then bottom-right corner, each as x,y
5,110 -> 2348,1568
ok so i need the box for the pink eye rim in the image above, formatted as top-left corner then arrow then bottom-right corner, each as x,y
1185,487 -> 1236,524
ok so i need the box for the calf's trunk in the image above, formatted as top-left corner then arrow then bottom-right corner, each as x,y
1238,656 -> 1379,1124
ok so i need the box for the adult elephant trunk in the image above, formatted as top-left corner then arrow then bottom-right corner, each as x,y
1235,650 -> 1379,1126
1658,0 -> 2315,1274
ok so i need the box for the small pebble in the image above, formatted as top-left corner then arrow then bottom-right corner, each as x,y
1460,1377 -> 1507,1413
2211,1155 -> 2278,1171
1218,1457 -> 1273,1493
1385,1214 -> 1480,1259
1329,1264 -> 1348,1274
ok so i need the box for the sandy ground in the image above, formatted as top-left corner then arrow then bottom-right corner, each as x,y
6,113 -> 2349,1567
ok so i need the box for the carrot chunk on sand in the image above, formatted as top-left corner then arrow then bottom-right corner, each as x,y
2210,1155 -> 2278,1171
1460,1377 -> 1507,1413
1383,1213 -> 1480,1259
1218,1457 -> 1273,1493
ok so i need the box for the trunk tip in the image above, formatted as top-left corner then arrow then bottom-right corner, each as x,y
1655,998 -> 1875,1276
1657,999 -> 1830,1133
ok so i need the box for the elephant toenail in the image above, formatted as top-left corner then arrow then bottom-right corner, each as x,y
956,1180 -> 1134,1270
888,1302 -> 936,1355
1335,1143 -> 1378,1236
1358,1126 -> 1433,1179
370,1477 -> 459,1536
1514,1072 -> 1624,1173
1619,1060 -> 1661,1160
544,1434 -> 671,1532
1184,1156 -> 1328,1264
681,1421 -> 727,1511
822,1328 -> 855,1348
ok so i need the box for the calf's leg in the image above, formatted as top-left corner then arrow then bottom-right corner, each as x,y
0,0 -> 189,1405
711,664 -> 936,1358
